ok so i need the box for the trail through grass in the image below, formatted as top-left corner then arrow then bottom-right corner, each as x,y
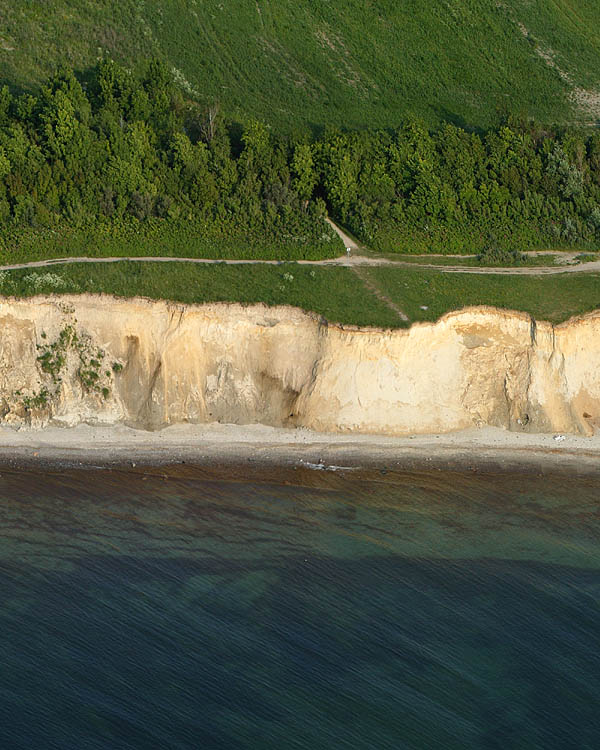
0,262 -> 402,329
2,262 -> 600,328
366,267 -> 600,325
350,267 -> 408,322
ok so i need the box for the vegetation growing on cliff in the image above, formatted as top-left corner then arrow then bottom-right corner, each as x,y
17,322 -> 115,414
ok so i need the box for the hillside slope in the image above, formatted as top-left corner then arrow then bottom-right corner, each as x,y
2,1 -> 600,131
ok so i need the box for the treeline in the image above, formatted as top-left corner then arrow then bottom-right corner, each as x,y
1,60 -> 600,256
318,120 -> 600,253
0,60 -> 338,258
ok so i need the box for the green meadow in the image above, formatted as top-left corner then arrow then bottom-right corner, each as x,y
3,261 -> 600,329
365,266 -> 600,325
3,0 -> 600,130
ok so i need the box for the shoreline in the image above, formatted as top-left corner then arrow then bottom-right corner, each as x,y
1,423 -> 600,476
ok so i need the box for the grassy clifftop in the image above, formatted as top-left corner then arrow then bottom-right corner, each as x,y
2,0 -> 600,131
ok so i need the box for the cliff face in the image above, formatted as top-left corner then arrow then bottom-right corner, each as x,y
0,295 -> 599,435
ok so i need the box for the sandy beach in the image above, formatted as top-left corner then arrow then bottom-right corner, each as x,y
1,422 -> 599,475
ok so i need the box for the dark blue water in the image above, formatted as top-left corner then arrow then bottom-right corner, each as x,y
1,465 -> 599,749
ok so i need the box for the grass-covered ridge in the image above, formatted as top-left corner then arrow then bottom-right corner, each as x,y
365,266 -> 600,325
3,262 -> 600,329
2,0 -> 600,131
0,221 -> 341,265
0,262 -> 402,329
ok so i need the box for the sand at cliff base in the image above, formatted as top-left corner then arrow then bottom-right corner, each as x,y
1,422 -> 599,474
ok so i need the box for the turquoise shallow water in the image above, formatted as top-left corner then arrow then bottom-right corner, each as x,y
0,464 -> 599,749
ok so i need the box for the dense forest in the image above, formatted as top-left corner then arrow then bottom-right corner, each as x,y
320,120 -> 600,254
2,61 -> 600,259
0,60 -> 340,260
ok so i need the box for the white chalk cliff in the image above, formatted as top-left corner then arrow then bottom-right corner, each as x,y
0,295 -> 598,435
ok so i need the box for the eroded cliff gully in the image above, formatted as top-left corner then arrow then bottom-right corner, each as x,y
0,295 -> 598,436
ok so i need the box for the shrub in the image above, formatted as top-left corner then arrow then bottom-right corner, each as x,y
477,241 -> 525,266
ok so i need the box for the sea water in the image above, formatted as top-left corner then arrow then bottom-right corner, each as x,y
0,464 -> 599,749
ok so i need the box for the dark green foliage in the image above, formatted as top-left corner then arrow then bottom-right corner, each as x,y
317,120 -> 600,254
22,388 -> 49,411
0,61 -> 341,260
36,324 -> 77,382
3,61 -> 600,261
0,219 -> 339,263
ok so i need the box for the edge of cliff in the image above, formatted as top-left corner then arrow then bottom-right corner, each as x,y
0,294 -> 599,439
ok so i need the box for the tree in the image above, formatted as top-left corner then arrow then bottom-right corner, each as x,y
291,143 -> 316,202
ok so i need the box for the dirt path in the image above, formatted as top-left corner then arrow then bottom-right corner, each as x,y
350,266 -> 409,322
0,254 -> 388,272
325,217 -> 361,253
385,259 -> 600,275
3,253 -> 600,275
1,217 -> 599,276
404,249 -> 580,259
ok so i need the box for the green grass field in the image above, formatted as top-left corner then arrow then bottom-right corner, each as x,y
366,266 -> 600,324
2,0 -> 600,130
2,262 -> 600,329
0,262 -> 401,328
